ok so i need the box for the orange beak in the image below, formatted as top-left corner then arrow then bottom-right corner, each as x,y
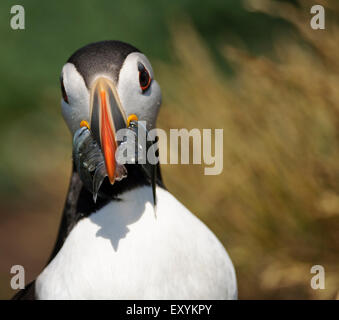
89,78 -> 127,184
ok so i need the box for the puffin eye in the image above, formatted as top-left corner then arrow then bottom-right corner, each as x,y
60,76 -> 69,103
138,63 -> 151,92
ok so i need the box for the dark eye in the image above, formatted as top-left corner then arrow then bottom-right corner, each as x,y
60,76 -> 69,103
138,63 -> 151,92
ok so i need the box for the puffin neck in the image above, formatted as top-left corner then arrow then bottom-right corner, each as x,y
77,163 -> 151,214
47,163 -> 152,262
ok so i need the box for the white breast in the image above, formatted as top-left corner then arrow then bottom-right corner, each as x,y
36,186 -> 237,299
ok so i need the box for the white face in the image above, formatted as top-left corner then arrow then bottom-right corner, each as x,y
60,52 -> 162,135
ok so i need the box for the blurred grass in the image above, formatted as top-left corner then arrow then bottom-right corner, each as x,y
157,0 -> 339,299
1,0 -> 339,299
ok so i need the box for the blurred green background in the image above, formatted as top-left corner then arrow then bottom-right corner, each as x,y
1,0 -> 339,299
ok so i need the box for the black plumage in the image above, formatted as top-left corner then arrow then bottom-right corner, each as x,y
68,40 -> 140,86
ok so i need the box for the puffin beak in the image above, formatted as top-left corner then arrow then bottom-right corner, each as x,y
89,77 -> 127,184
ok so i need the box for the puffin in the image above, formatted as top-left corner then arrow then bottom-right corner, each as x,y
13,40 -> 237,300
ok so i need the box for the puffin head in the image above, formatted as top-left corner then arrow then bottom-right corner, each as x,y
60,40 -> 162,183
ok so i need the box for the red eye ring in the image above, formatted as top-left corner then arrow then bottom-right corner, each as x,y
138,63 -> 151,92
